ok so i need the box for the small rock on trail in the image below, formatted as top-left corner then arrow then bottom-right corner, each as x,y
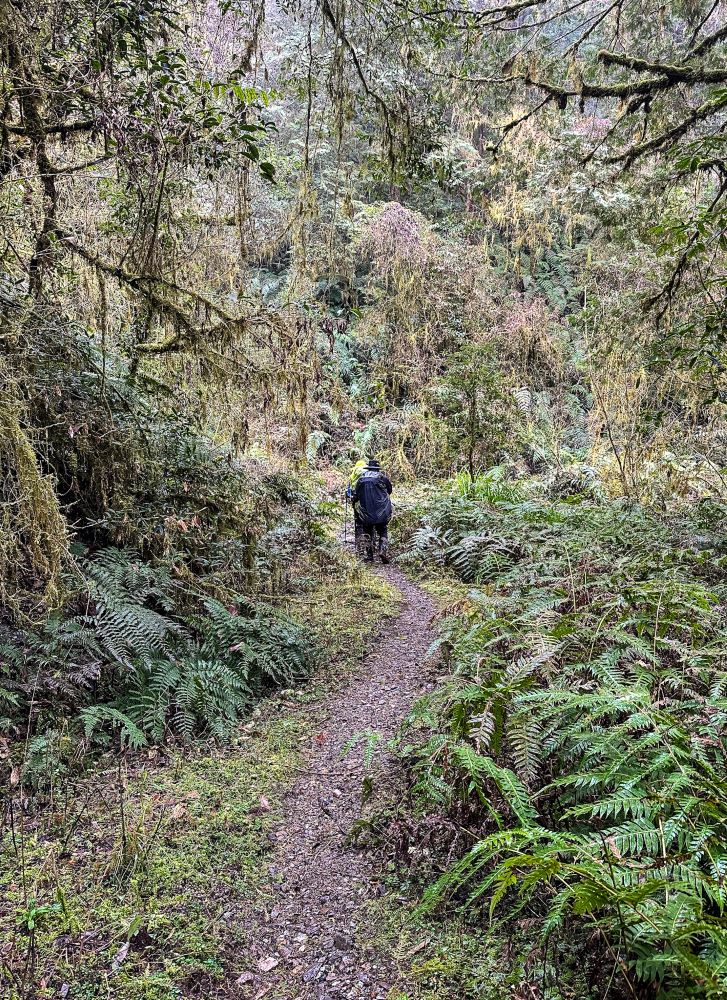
238,564 -> 437,999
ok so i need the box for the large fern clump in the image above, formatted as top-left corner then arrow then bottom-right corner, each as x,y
401,478 -> 727,998
2,547 -> 316,756
118,597 -> 312,744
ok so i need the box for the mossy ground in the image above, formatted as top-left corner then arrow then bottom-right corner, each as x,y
358,893 -> 511,1000
0,552 -> 398,999
286,553 -> 400,678
363,888 -> 599,1000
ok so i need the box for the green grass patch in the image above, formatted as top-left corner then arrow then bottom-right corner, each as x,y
363,890 -> 603,1000
285,555 -> 400,675
361,894 -> 514,1000
1,718 -> 305,998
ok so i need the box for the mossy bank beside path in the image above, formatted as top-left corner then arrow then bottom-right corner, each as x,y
1,555 -> 447,1000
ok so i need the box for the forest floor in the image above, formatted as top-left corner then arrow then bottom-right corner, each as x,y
7,549 -> 514,1000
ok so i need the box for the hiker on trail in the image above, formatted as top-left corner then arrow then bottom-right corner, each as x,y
348,458 -> 393,563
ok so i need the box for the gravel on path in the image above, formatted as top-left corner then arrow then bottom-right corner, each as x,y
236,563 -> 437,1000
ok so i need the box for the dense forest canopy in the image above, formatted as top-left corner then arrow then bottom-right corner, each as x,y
3,0 -> 726,532
2,0 -> 727,997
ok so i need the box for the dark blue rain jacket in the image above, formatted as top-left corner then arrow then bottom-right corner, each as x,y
353,470 -> 393,526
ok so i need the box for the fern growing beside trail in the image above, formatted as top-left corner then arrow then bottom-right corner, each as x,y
119,597 -> 313,744
399,480 -> 727,998
2,547 -> 316,768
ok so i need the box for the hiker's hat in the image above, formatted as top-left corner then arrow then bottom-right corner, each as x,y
366,457 -> 381,469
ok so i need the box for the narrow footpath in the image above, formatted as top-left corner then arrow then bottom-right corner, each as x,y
239,564 -> 437,999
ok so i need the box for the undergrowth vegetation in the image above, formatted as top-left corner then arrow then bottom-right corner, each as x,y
396,472 -> 727,998
1,451 -> 324,780
1,313 -> 331,780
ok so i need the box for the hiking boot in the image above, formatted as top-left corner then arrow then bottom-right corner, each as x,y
357,533 -> 373,561
379,538 -> 390,564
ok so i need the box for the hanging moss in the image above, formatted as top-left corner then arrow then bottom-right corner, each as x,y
0,388 -> 68,615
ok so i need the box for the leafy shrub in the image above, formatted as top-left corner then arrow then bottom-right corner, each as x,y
402,486 -> 727,997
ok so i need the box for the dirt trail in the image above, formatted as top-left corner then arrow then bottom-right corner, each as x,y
239,564 -> 437,999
